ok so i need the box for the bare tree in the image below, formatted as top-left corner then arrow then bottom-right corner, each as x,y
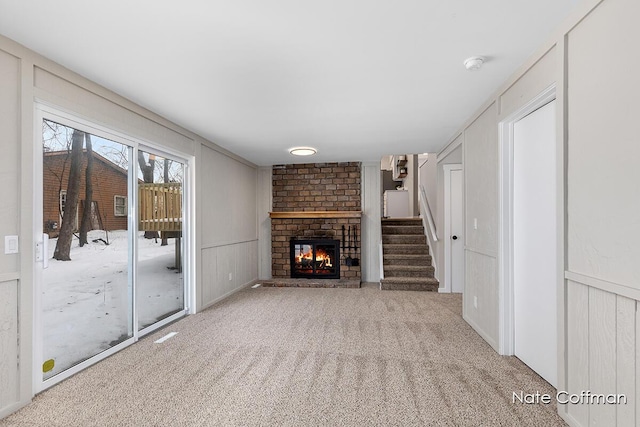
138,151 -> 159,239
79,133 -> 94,247
53,130 -> 84,261
161,157 -> 170,246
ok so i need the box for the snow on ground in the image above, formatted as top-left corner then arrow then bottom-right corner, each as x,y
43,230 -> 183,380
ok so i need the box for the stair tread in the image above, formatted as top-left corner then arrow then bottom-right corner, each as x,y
380,282 -> 439,292
384,254 -> 431,259
381,277 -> 439,284
384,264 -> 434,270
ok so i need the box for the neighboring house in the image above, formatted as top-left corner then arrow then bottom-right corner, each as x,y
43,150 -> 128,236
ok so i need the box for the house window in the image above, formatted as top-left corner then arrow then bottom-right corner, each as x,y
59,190 -> 67,216
114,195 -> 127,216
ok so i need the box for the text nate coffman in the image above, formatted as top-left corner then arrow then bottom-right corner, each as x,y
513,391 -> 627,405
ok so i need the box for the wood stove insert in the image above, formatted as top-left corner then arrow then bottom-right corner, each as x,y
290,239 -> 340,279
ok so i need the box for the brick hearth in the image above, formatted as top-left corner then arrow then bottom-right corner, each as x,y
270,162 -> 361,284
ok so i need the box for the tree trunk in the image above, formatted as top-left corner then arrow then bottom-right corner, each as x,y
161,158 -> 170,246
79,134 -> 93,247
54,130 -> 84,261
137,151 -> 158,239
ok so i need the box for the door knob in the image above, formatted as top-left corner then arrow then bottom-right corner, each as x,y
452,235 -> 458,240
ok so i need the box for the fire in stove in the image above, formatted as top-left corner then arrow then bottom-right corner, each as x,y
290,240 -> 340,279
296,245 -> 333,269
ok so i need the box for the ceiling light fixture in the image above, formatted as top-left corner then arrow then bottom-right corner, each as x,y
464,56 -> 485,71
289,147 -> 317,156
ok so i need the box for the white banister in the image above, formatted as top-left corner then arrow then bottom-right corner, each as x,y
419,184 -> 438,243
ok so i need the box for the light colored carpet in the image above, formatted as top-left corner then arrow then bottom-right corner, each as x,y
1,284 -> 566,426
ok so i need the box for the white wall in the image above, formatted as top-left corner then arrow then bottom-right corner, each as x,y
405,155 -> 419,216
361,162 -> 382,282
257,167 -> 272,280
0,33 -> 258,418
564,0 -> 640,424
418,153 -> 437,211
435,0 -> 640,425
198,145 -> 259,309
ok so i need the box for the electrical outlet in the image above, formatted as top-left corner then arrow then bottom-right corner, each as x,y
473,296 -> 478,309
228,273 -> 233,281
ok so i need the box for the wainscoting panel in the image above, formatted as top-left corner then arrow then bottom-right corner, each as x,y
464,250 -> 498,350
565,278 -> 638,426
566,280 -> 589,425
616,295 -> 635,426
200,241 -> 258,309
0,279 -> 19,414
588,287 -> 617,425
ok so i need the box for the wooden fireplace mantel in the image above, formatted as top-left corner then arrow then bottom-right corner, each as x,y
269,211 -> 362,219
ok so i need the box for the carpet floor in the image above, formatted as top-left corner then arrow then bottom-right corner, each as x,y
1,284 -> 566,426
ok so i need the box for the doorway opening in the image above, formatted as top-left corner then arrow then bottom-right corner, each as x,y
499,85 -> 558,387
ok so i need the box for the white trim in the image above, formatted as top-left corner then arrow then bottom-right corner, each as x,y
498,84 -> 556,356
463,313 -> 499,351
565,271 -> 640,301
0,272 -> 20,282
32,106 -> 44,394
464,246 -> 498,258
139,310 -> 187,337
437,133 -> 463,161
129,145 -> 138,341
442,164 -> 462,293
40,336 -> 136,391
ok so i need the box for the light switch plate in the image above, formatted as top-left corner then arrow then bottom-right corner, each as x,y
5,235 -> 19,254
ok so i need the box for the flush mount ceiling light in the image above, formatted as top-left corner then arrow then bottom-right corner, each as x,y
464,56 -> 485,71
289,147 -> 317,156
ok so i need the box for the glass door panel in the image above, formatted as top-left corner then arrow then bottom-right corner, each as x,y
137,150 -> 185,330
41,119 -> 133,380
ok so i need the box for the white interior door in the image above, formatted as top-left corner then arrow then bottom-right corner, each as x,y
513,100 -> 557,387
450,169 -> 464,293
444,165 -> 464,293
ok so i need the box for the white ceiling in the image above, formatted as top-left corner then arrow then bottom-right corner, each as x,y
0,1 -> 580,166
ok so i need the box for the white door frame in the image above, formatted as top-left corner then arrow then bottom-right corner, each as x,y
442,164 -> 463,294
498,84 -> 556,355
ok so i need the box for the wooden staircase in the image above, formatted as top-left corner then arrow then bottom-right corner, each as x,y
381,218 -> 439,291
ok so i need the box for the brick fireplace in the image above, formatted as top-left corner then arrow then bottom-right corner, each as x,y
267,162 -> 361,287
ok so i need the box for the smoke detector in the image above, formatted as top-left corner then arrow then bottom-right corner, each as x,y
464,56 -> 485,71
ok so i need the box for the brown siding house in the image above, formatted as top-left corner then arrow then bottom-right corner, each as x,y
43,150 -> 128,236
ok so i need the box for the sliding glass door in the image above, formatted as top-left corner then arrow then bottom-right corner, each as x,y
137,150 -> 185,331
37,110 -> 189,389
40,119 -> 134,380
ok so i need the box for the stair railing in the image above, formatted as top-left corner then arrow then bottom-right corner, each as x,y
379,241 -> 384,281
419,185 -> 438,276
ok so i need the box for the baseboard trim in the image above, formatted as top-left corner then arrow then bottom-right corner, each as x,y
463,314 -> 499,353
199,279 -> 258,312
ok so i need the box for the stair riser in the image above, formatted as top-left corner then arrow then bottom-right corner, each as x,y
381,219 -> 423,226
382,226 -> 425,235
384,269 -> 435,278
380,282 -> 439,292
382,235 -> 426,245
383,257 -> 432,266
383,246 -> 429,255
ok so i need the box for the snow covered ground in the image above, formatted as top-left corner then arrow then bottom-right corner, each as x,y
43,230 -> 183,380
